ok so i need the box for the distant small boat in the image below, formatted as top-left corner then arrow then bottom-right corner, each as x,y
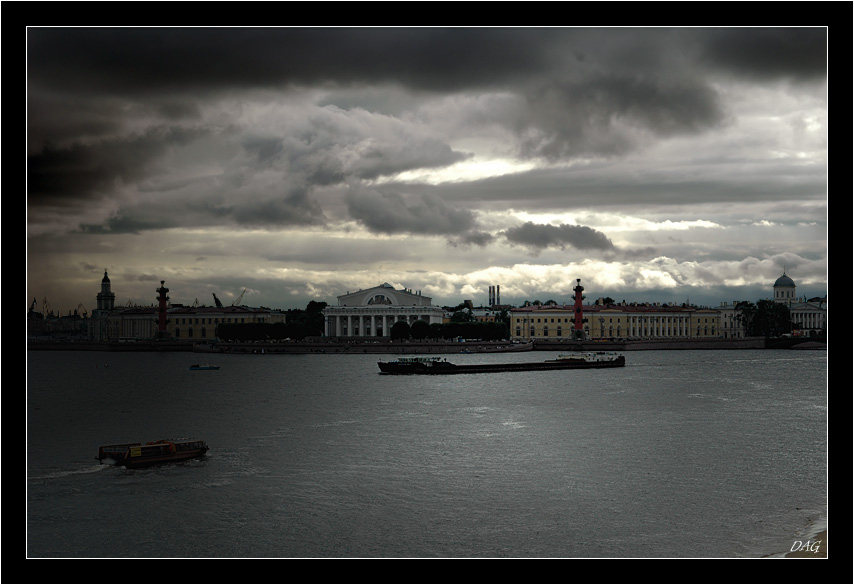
189,363 -> 220,370
97,438 -> 209,468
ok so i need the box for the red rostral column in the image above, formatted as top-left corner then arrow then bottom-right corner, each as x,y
572,278 -> 585,335
156,280 -> 170,337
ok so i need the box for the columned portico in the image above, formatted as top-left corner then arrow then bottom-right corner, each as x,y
323,283 -> 444,338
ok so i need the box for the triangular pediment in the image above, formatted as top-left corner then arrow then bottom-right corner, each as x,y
336,284 -> 431,307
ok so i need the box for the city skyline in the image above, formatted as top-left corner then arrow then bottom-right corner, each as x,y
32,268 -> 823,317
27,28 -> 827,315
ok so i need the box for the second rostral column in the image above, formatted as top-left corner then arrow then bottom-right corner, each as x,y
156,280 -> 170,339
572,278 -> 587,340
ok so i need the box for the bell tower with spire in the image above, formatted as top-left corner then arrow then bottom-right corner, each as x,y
90,270 -> 117,341
96,270 -> 116,312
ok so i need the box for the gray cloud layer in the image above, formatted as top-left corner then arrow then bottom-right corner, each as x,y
26,27 -> 827,312
503,222 -> 616,251
28,28 -> 825,229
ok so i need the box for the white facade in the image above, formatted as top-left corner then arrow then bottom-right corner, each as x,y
717,302 -> 748,339
772,272 -> 827,335
786,301 -> 827,334
323,283 -> 444,337
718,272 -> 827,338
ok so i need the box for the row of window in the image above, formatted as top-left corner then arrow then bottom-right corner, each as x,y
514,316 -> 714,324
341,328 -> 384,335
515,326 -> 717,337
175,317 -> 253,325
334,315 -> 432,320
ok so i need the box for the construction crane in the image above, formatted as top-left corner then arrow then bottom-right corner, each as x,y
212,293 -> 223,308
28,297 -> 44,318
192,298 -> 200,308
232,288 -> 247,306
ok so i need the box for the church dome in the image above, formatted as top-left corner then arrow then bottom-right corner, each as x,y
774,273 -> 795,287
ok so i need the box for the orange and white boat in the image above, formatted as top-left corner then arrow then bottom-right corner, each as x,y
97,438 -> 209,468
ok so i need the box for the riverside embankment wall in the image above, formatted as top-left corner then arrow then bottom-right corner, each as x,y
28,337 -> 784,354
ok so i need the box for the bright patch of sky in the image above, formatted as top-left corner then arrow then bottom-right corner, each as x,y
513,211 -> 723,233
377,157 -> 538,185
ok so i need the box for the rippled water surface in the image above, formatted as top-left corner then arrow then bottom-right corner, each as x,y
27,349 -> 827,558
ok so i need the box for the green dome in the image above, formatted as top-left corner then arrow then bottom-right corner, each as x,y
774,273 -> 795,287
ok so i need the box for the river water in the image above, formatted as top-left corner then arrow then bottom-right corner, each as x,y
26,349 -> 827,558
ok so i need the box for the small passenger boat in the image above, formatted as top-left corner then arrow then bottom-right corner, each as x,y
189,363 -> 220,370
97,438 -> 209,468
377,352 -> 625,375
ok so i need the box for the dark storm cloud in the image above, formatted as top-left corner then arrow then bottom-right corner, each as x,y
27,28 -> 825,97
243,136 -> 285,165
449,230 -> 496,248
503,222 -> 616,251
228,188 -> 327,228
519,74 -> 726,160
79,215 -> 177,234
690,28 -> 827,81
27,124 -> 219,205
286,125 -> 470,186
346,186 -> 476,236
27,93 -> 127,155
344,138 -> 471,182
26,27 -> 827,246
25,28 -> 560,96
27,27 -> 827,190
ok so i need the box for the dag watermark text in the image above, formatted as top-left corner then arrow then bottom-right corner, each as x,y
790,539 -> 822,554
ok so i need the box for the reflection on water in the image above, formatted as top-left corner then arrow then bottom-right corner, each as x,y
27,349 -> 827,558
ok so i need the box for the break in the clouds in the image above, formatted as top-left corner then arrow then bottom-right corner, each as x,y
26,27 -> 827,314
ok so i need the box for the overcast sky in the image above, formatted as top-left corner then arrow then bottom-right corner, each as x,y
27,27 -> 827,315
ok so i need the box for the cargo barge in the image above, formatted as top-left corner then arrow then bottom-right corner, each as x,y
377,351 -> 625,375
97,438 -> 209,468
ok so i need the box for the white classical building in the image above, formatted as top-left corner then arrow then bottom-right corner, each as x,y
771,272 -> 827,335
323,283 -> 444,338
717,271 -> 827,338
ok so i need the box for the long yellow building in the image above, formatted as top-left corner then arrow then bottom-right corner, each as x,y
112,305 -> 286,341
509,303 -> 720,341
